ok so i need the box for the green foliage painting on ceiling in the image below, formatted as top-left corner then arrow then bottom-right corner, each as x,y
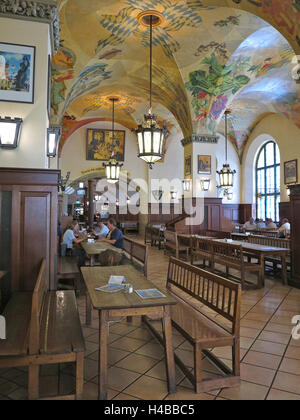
185,52 -> 250,122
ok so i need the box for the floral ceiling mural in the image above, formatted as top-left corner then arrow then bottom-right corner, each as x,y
53,0 -> 300,158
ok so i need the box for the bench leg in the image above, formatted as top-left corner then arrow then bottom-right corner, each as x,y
162,306 -> 176,394
226,266 -> 229,278
76,352 -> 84,400
241,268 -> 245,290
86,292 -> 92,326
232,338 -> 240,377
194,343 -> 203,394
28,364 -> 39,400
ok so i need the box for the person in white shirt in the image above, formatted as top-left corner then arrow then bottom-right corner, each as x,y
266,218 -> 278,230
243,217 -> 257,231
63,221 -> 87,266
93,221 -> 109,238
279,218 -> 291,238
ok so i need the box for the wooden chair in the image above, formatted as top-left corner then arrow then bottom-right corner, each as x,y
150,257 -> 241,393
211,241 -> 264,290
0,260 -> 85,400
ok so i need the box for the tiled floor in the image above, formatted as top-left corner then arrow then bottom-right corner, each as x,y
1,238 -> 300,400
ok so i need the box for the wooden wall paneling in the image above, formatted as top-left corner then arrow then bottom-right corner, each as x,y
290,186 -> 300,288
279,202 -> 291,221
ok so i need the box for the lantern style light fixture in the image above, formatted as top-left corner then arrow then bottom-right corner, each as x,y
170,190 -> 178,201
217,110 -> 236,189
0,116 -> 23,149
135,11 -> 167,169
47,126 -> 62,158
103,97 -> 123,183
79,182 -> 84,189
201,179 -> 211,192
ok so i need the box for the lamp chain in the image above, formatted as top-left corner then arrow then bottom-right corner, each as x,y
150,14 -> 153,114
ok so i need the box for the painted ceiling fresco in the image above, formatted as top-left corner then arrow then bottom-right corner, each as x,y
53,0 -> 300,157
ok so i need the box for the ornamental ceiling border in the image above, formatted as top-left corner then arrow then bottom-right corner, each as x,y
0,0 -> 59,55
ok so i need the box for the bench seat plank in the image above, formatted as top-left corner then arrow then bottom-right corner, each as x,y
171,300 -> 234,347
40,291 -> 85,355
0,293 -> 32,357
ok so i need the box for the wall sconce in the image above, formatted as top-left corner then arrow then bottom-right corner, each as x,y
170,190 -> 178,200
224,189 -> 233,201
47,126 -> 62,158
287,187 -> 291,198
95,194 -> 101,201
183,180 -> 191,192
79,182 -> 85,189
0,116 -> 23,149
201,179 -> 211,192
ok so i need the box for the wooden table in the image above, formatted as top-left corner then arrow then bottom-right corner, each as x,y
212,239 -> 290,286
231,232 -> 251,241
81,265 -> 177,400
81,241 -> 123,266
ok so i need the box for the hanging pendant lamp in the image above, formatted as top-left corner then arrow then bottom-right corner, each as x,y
217,110 -> 236,189
103,97 -> 123,184
135,12 -> 166,169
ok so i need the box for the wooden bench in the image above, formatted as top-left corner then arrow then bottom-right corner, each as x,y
177,234 -> 192,261
120,221 -> 139,235
164,230 -> 190,260
166,258 -> 241,393
211,241 -> 264,289
191,237 -> 213,268
0,260 -> 85,400
123,236 -> 148,276
248,235 -> 291,271
57,256 -> 81,295
206,230 -> 231,239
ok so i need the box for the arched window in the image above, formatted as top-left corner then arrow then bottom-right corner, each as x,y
256,141 -> 280,222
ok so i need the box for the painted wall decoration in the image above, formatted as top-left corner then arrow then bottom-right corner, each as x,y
86,128 -> 125,161
0,42 -> 35,103
55,0 -> 300,159
185,156 -> 192,177
198,155 -> 211,174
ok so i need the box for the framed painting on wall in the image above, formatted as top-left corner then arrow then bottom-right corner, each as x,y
86,129 -> 125,161
185,156 -> 192,177
198,155 -> 211,174
284,159 -> 298,184
0,42 -> 36,104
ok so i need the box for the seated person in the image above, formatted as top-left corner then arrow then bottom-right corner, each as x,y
97,218 -> 124,249
266,218 -> 278,230
279,218 -> 291,238
243,217 -> 257,231
63,221 -> 87,267
255,218 -> 266,229
93,221 -> 109,238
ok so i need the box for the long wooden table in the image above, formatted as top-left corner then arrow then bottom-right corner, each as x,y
81,265 -> 177,400
212,239 -> 290,286
81,241 -> 123,266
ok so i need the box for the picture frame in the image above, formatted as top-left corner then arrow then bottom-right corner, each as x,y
47,54 -> 52,120
284,159 -> 298,185
86,129 -> 125,161
185,156 -> 192,177
0,42 -> 36,104
198,155 -> 211,175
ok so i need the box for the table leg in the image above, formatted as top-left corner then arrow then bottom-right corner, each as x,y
90,255 -> 95,267
162,306 -> 176,394
99,310 -> 109,400
281,253 -> 287,286
86,293 -> 92,326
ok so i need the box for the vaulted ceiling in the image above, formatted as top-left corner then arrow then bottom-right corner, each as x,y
53,0 -> 300,158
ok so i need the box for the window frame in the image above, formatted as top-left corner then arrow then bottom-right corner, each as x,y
255,141 -> 280,222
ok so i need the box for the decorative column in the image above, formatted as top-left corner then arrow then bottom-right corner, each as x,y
289,185 -> 300,288
88,179 -> 95,228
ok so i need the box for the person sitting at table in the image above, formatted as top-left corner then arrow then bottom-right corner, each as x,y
255,218 -> 266,229
279,218 -> 291,238
93,221 -> 109,238
63,221 -> 87,267
243,217 -> 257,231
97,218 -> 124,250
266,218 -> 278,229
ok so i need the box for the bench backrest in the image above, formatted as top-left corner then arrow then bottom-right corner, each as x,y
123,236 -> 148,276
211,241 -> 244,266
251,230 -> 279,238
177,234 -> 192,249
165,230 -> 177,245
192,237 -> 212,252
167,258 -> 241,336
248,235 -> 290,249
29,259 -> 47,355
206,230 -> 231,239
